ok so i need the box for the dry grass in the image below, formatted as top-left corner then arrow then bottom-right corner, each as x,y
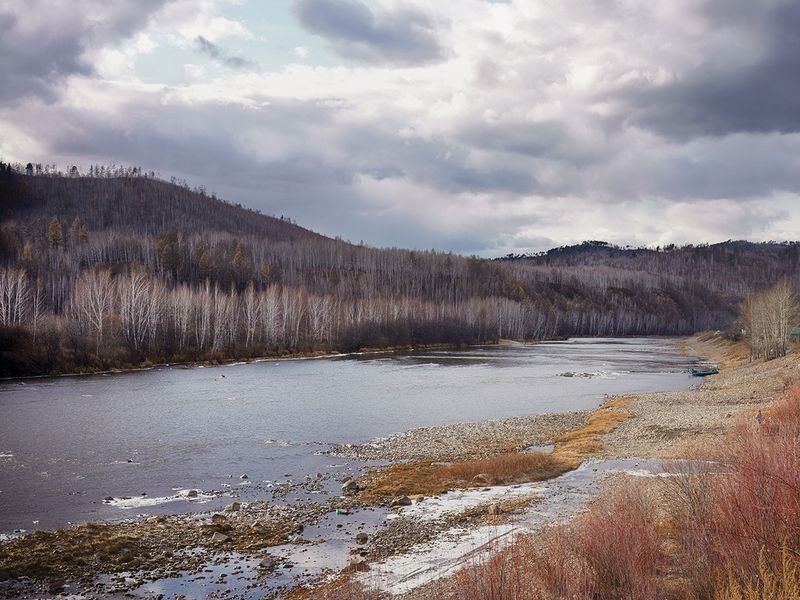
447,380 -> 800,600
681,331 -> 750,369
668,383 -> 800,598
715,552 -> 800,600
287,573 -> 384,600
551,396 -> 634,462
358,451 -> 570,504
359,397 -> 634,504
449,479 -> 664,600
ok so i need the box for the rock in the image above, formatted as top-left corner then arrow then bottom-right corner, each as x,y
211,532 -> 231,544
408,494 -> 425,503
186,489 -> 199,498
341,479 -> 360,495
561,371 -> 574,377
225,502 -> 241,512
488,503 -> 502,517
288,521 -> 304,534
390,495 -> 412,507
211,514 -> 227,524
471,473 -> 492,486
258,556 -> 278,571
356,533 -> 368,545
240,473 -> 249,480
104,496 -> 114,502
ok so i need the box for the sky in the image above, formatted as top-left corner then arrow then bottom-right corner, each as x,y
2,0 -> 800,256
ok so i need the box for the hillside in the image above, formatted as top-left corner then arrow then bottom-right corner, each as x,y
1,169 -> 320,242
1,165 -> 799,376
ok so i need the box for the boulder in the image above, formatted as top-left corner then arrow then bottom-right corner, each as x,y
186,489 -> 199,498
211,513 -> 227,525
356,533 -> 368,545
240,473 -> 249,480
225,502 -> 241,512
341,479 -> 360,495
287,521 -> 304,535
258,556 -> 278,571
390,495 -> 412,507
211,532 -> 231,544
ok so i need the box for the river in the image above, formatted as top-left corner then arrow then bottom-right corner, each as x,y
0,338 -> 700,534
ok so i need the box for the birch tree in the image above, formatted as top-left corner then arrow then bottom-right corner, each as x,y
0,268 -> 29,326
72,269 -> 114,352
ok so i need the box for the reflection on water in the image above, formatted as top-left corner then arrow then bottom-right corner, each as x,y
0,338 -> 699,531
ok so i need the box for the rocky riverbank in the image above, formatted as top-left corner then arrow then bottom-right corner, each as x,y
302,333 -> 800,598
332,410 -> 590,462
5,333 -> 781,599
603,334 -> 798,458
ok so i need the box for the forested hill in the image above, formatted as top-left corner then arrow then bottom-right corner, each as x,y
1,165 -> 799,376
502,240 -> 800,299
1,169 -> 320,241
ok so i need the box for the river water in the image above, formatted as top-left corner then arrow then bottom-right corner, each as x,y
0,338 -> 700,533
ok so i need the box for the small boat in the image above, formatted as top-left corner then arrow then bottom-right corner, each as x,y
691,366 -> 719,376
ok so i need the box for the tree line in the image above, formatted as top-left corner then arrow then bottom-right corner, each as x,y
2,166 -> 800,376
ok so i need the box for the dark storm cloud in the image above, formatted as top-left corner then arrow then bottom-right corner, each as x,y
622,0 -> 800,138
0,12 -> 90,103
0,0 -> 169,103
292,0 -> 444,65
194,35 -> 254,69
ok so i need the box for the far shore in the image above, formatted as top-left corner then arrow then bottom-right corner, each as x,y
6,334 -> 687,382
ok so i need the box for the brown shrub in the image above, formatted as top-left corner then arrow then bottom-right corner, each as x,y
449,479 -> 663,600
450,382 -> 800,600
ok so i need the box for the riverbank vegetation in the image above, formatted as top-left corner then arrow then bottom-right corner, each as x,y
357,397 -> 633,504
446,382 -> 800,600
2,165 -> 800,376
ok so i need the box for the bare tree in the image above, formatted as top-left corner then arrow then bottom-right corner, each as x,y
0,268 -> 29,326
742,280 -> 799,360
72,269 -> 114,352
118,269 -> 161,354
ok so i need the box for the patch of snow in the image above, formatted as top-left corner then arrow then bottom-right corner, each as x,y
362,458 -> 686,595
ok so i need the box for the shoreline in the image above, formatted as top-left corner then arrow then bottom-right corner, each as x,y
302,332 -> 799,598
0,334 -> 689,382
0,342 -> 481,382
0,334 -> 731,598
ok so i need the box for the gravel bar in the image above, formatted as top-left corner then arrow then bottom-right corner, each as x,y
332,411 -> 591,462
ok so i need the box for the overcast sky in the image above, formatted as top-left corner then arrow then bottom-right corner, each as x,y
2,0 -> 799,255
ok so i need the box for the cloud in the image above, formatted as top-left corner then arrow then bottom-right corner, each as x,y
0,0 -> 169,103
292,0 -> 445,65
194,35 -> 254,69
2,1 -> 800,255
613,1 -> 800,138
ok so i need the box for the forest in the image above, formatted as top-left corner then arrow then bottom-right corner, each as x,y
2,161 -> 800,376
